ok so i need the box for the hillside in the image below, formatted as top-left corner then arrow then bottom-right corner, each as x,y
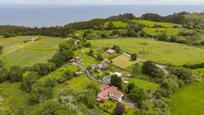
90,38 -> 204,65
0,36 -> 64,67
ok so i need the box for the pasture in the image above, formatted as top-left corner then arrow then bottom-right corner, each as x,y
90,38 -> 204,65
104,21 -> 128,28
132,20 -> 180,28
0,82 -> 30,115
128,77 -> 159,91
0,36 -> 64,67
112,54 -> 137,69
170,82 -> 204,115
143,27 -> 179,36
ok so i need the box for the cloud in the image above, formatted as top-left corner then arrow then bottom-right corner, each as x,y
0,0 -> 203,5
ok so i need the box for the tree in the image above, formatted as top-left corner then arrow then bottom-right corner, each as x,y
82,89 -> 97,108
132,63 -> 142,75
128,86 -> 148,107
142,61 -> 165,78
96,53 -> 104,61
63,70 -> 74,80
127,83 -> 135,93
131,53 -> 137,61
21,71 -> 39,92
115,104 -> 125,115
170,67 -> 193,84
39,100 -> 70,115
9,66 -> 24,82
112,45 -> 121,53
160,76 -> 179,96
59,95 -> 78,112
88,49 -> 94,56
111,75 -> 123,88
31,85 -> 53,103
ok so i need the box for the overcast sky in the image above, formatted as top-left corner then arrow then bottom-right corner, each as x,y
0,0 -> 204,5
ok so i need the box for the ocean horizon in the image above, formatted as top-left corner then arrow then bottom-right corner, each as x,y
0,5 -> 204,27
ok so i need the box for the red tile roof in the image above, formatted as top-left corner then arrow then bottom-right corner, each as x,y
98,84 -> 124,102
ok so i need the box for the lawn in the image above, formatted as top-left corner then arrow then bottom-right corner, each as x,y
90,38 -> 204,65
0,36 -> 64,67
132,20 -> 180,28
0,82 -> 30,115
170,82 -> 204,115
128,77 -> 159,91
112,54 -> 137,69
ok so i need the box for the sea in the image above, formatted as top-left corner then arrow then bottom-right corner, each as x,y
0,5 -> 204,27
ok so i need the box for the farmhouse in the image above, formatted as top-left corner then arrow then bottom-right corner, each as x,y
106,49 -> 115,54
97,84 -> 124,103
98,61 -> 109,70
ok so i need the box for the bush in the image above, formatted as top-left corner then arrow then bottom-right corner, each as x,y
21,71 -> 39,92
170,67 -> 193,84
142,61 -> 165,79
128,86 -> 148,107
115,104 -> 125,115
63,70 -> 74,80
8,66 -> 24,82
82,89 -> 97,108
110,75 -> 123,88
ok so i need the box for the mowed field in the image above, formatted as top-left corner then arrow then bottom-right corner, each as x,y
90,38 -> 204,65
0,36 -> 64,67
112,54 -> 137,69
170,82 -> 204,115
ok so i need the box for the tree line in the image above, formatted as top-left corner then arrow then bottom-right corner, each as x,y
0,12 -> 198,38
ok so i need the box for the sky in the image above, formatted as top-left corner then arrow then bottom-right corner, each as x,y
0,0 -> 204,5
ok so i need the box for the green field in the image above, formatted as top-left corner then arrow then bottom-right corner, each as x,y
0,82 -> 30,115
170,82 -> 204,115
143,27 -> 179,36
90,38 -> 204,65
132,20 -> 180,28
112,54 -> 137,69
193,68 -> 204,76
0,36 -> 64,67
104,21 -> 128,28
128,77 -> 159,91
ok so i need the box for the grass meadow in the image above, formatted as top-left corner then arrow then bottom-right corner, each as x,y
90,38 -> 204,65
170,82 -> 204,115
0,36 -> 64,67
112,54 -> 137,69
132,20 -> 180,28
0,82 -> 30,115
128,77 -> 159,91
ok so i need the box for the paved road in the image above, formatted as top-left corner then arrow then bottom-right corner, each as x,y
73,62 -> 102,82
